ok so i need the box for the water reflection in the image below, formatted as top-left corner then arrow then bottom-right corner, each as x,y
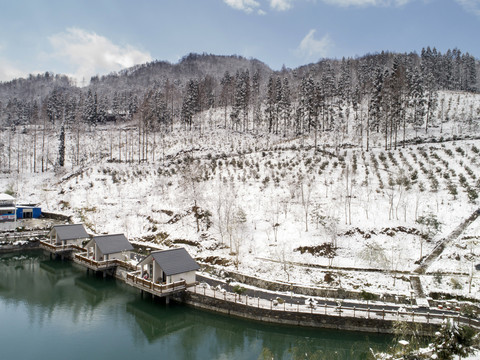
0,251 -> 391,360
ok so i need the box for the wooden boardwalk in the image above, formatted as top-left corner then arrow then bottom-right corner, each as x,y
39,240 -> 84,254
125,272 -> 187,298
73,252 -> 137,272
188,285 -> 480,331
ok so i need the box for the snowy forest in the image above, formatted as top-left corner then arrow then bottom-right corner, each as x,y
0,47 -> 478,164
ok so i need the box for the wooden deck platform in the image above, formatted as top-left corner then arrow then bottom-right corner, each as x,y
125,272 -> 187,298
39,240 -> 84,254
73,253 -> 137,272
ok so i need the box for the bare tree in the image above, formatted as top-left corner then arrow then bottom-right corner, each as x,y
300,176 -> 314,232
344,165 -> 355,225
215,182 -> 236,246
232,207 -> 247,268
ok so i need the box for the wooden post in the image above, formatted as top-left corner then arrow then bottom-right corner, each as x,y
427,312 -> 430,324
324,303 -> 327,315
368,307 -> 370,319
353,306 -> 356,317
297,301 -> 299,312
382,308 -> 385,320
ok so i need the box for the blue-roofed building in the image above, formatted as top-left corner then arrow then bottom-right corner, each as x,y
16,205 -> 41,219
0,194 -> 41,221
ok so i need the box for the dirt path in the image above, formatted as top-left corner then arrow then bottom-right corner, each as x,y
414,208 -> 480,274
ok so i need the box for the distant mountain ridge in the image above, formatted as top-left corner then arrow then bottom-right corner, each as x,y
0,49 -> 478,129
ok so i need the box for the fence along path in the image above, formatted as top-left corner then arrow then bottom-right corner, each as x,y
189,284 -> 480,331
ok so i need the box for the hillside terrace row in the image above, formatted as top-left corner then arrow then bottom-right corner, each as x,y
40,223 -> 199,298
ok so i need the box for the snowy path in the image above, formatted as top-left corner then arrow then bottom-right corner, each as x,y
415,208 -> 480,274
188,283 -> 480,331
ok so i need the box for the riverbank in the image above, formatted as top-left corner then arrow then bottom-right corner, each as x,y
1,238 -> 479,335
178,289 -> 438,335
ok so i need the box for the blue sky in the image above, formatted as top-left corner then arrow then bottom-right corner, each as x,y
0,0 -> 479,84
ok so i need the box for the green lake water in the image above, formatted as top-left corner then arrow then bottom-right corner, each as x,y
0,251 -> 392,359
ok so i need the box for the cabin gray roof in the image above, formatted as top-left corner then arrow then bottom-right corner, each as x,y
150,248 -> 199,276
51,224 -> 89,241
92,234 -> 134,255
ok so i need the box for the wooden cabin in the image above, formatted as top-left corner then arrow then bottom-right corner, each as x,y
84,234 -> 134,262
48,224 -> 89,246
138,248 -> 199,286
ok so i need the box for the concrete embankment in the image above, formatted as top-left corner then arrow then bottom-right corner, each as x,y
177,290 -> 438,335
0,240 -> 40,253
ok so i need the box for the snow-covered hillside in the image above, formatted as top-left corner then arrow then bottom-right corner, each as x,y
1,90 -> 480,300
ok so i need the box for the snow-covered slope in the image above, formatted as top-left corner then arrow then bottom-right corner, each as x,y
1,90 -> 480,300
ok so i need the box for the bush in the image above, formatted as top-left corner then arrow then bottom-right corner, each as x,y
232,285 -> 246,295
451,277 -> 463,290
360,290 -> 378,302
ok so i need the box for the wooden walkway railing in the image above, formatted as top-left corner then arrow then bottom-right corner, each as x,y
74,253 -> 137,272
39,240 -> 84,253
190,285 -> 480,331
125,273 -> 186,297
1,230 -> 49,242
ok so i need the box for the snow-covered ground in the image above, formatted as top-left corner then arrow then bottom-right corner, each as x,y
1,90 -> 480,302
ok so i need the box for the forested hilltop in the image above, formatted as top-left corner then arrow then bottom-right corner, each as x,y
0,47 -> 478,147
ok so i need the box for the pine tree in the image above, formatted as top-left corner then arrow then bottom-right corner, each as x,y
265,75 -> 276,133
82,90 -> 98,126
57,124 -> 65,167
251,70 -> 262,132
279,77 -> 291,137
220,71 -> 233,129
407,66 -> 426,136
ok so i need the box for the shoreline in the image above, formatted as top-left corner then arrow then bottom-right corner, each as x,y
1,241 -> 479,335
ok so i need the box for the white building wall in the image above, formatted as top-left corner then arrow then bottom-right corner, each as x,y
153,261 -> 163,283
171,271 -> 196,285
94,244 -> 103,261
107,251 -> 130,261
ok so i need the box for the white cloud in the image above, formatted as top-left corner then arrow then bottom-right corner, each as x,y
223,0 -> 262,13
48,28 -> 152,84
0,58 -> 25,82
321,0 -> 411,6
455,0 -> 480,16
270,0 -> 295,11
296,29 -> 333,60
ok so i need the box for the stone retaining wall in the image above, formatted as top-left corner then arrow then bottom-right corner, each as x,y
41,212 -> 72,222
202,266 -> 404,303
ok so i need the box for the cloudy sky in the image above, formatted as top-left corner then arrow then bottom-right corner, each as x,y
1,0 -> 479,84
